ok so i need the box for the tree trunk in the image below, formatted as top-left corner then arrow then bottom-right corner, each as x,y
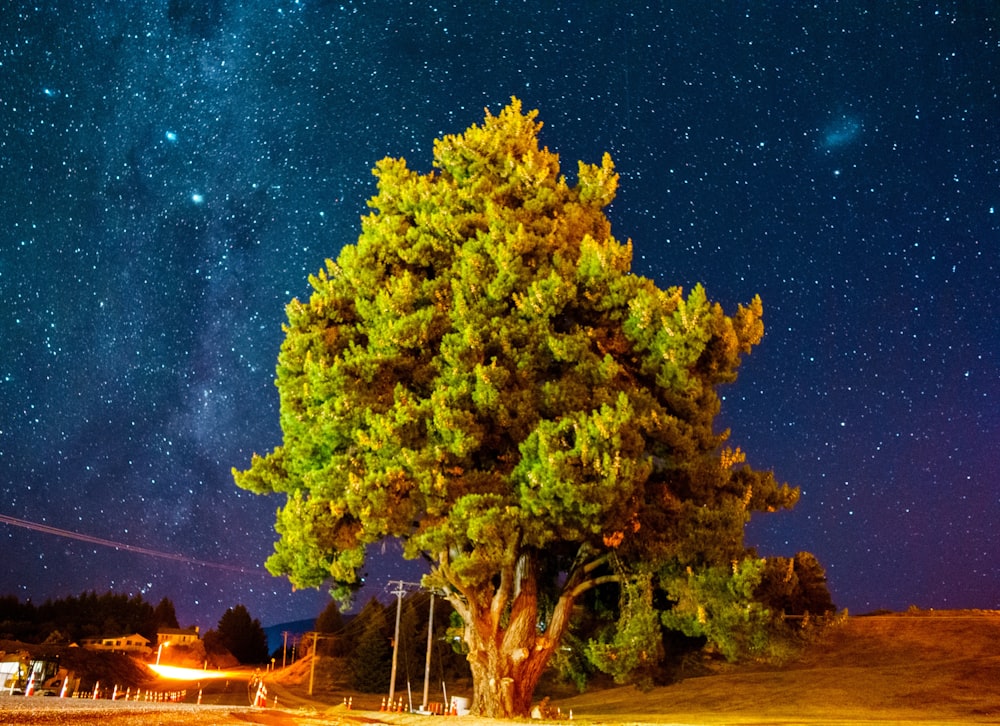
455,553 -> 572,719
439,546 -> 610,719
465,622 -> 555,718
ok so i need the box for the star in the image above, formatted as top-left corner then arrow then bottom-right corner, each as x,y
0,0 -> 995,633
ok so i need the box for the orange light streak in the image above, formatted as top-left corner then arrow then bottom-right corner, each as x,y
149,664 -> 250,681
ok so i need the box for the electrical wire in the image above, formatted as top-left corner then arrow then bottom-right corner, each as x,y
0,512 -> 265,575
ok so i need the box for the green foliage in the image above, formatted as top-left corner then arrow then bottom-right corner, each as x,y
445,609 -> 469,656
0,591 -> 159,643
314,598 -> 346,656
660,558 -> 772,662
585,573 -> 663,689
545,630 -> 593,693
755,551 -> 836,617
234,95 -> 793,594
213,604 -> 269,664
315,598 -> 344,633
233,98 -> 804,710
347,598 -> 392,692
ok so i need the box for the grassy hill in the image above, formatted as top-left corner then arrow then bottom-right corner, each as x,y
549,609 -> 1000,724
270,609 -> 1000,724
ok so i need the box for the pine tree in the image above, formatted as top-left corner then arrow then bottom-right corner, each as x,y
153,597 -> 180,630
347,599 -> 392,693
215,604 -> 269,665
235,99 -> 800,717
314,599 -> 345,656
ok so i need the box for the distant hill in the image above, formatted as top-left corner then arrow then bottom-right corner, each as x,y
263,618 -> 315,656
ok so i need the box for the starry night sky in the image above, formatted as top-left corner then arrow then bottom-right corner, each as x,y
1,2 -> 997,632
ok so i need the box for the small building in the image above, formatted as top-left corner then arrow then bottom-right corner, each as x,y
80,633 -> 151,654
156,626 -> 200,647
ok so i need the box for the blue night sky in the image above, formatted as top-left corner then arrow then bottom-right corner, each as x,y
1,2 -> 997,631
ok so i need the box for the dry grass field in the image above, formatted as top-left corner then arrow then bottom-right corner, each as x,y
3,610 -> 998,725
549,610 -> 1000,725
270,609 -> 1000,725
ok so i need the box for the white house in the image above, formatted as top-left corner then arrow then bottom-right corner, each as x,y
156,626 -> 200,647
80,633 -> 151,654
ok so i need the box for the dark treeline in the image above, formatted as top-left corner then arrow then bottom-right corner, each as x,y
0,591 -> 180,645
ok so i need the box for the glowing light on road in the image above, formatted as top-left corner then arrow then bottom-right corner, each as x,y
149,664 -> 249,681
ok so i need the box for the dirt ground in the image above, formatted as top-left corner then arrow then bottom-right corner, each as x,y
3,610 -> 999,725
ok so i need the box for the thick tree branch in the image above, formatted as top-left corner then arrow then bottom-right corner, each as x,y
569,573 -> 624,600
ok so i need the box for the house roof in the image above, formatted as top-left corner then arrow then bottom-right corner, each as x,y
82,633 -> 149,643
156,627 -> 199,636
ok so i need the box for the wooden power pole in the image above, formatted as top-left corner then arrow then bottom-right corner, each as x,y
387,580 -> 420,709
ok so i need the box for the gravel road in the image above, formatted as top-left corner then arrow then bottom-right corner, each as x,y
0,695 -> 260,725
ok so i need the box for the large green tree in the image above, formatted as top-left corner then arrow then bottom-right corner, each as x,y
235,99 -> 798,717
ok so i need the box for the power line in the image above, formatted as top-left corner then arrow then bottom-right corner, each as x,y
0,512 -> 265,575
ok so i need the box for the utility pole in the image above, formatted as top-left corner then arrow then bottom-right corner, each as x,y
388,580 -> 406,708
308,632 -> 317,696
305,631 -> 337,696
422,591 -> 435,712
282,631 -> 289,669
387,580 -> 420,708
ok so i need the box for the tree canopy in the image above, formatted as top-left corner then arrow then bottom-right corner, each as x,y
234,98 -> 800,717
0,591 -> 165,644
211,604 -> 269,665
